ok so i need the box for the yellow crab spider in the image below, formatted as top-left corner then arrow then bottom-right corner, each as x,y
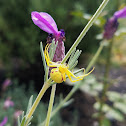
44,44 -> 94,83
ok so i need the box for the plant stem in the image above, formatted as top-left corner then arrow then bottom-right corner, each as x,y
51,86 -> 76,117
61,0 -> 109,64
45,84 -> 56,126
85,41 -> 104,73
26,81 -> 50,120
98,39 -> 113,126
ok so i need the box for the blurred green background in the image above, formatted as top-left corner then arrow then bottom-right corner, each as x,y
0,0 -> 126,126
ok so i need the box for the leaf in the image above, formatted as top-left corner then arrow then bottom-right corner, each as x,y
101,118 -> 111,126
20,117 -> 26,126
26,95 -> 33,115
94,102 -> 110,112
107,91 -> 121,102
92,112 -> 99,118
105,108 -> 124,121
70,11 -> 83,18
62,99 -> 74,107
18,116 -> 21,126
68,49 -> 81,70
79,75 -> 103,96
114,102 -> 126,114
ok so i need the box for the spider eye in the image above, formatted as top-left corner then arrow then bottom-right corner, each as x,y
50,68 -> 65,83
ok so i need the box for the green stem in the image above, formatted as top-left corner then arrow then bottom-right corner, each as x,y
51,86 -> 76,117
61,0 -> 109,64
45,84 -> 56,126
85,41 -> 104,73
26,80 -> 50,120
99,39 -> 113,126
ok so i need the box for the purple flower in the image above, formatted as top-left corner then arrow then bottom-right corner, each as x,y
13,110 -> 22,126
31,11 -> 65,62
0,117 -> 8,126
4,97 -> 14,109
14,110 -> 22,119
103,7 -> 126,39
103,17 -> 118,39
31,11 -> 60,37
114,7 -> 126,18
2,79 -> 12,91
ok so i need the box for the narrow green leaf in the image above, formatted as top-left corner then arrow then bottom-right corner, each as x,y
107,91 -> 121,102
26,95 -> 33,115
21,117 -> 26,126
21,111 -> 24,120
68,50 -> 82,69
62,99 -> 74,107
68,48 -> 76,64
70,60 -> 78,70
40,42 -> 47,72
18,116 -> 21,126
114,102 -> 126,114
106,108 -> 124,121
27,122 -> 31,126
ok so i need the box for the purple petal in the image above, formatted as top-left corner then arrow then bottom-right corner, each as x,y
2,79 -> 12,90
31,11 -> 58,35
114,7 -> 126,18
4,97 -> 14,109
103,17 -> 118,39
14,110 -> 22,119
0,117 -> 8,126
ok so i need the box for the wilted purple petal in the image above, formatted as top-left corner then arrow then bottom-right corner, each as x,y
0,117 -> 8,126
114,7 -> 126,18
53,41 -> 65,62
31,11 -> 59,35
103,17 -> 119,39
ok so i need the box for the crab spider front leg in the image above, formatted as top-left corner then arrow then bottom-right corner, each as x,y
67,74 -> 83,82
44,44 -> 60,67
65,67 -> 94,82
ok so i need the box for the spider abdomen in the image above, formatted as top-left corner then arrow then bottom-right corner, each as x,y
50,68 -> 66,83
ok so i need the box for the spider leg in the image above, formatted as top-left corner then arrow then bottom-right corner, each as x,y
44,44 -> 50,63
66,69 -> 84,79
80,67 -> 95,78
67,74 -> 83,82
65,67 -> 95,82
44,44 -> 61,67
44,44 -> 50,66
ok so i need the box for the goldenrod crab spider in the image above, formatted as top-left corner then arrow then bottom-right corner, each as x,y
44,44 -> 94,83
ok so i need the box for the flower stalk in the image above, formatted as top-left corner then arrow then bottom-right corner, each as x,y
98,39 -> 113,126
45,84 -> 56,126
85,41 -> 105,73
26,80 -> 51,120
